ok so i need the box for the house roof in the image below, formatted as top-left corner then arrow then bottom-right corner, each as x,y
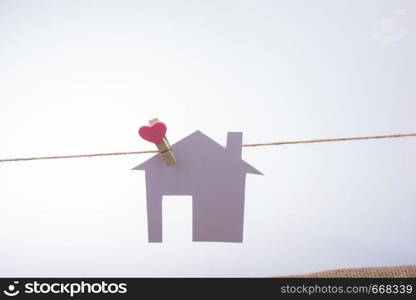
133,130 -> 262,175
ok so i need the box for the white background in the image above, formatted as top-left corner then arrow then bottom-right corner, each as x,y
0,0 -> 415,277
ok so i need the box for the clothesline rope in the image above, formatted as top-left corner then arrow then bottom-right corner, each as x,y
0,132 -> 415,163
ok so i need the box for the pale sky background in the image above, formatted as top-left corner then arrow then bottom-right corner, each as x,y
0,0 -> 415,277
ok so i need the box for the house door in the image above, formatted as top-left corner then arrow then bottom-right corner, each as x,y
162,196 -> 193,242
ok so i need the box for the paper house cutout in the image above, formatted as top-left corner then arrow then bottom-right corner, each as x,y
133,131 -> 262,243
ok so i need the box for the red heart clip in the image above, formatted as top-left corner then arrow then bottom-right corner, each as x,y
138,121 -> 167,144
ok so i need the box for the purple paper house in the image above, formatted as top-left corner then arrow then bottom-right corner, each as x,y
133,131 -> 262,243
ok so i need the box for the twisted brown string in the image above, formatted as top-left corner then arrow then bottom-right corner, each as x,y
0,133 -> 415,163
242,133 -> 416,147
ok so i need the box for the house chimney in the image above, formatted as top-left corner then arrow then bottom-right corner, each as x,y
226,132 -> 243,158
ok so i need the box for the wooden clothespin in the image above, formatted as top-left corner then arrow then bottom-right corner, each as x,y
138,118 -> 176,166
148,118 -> 176,166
